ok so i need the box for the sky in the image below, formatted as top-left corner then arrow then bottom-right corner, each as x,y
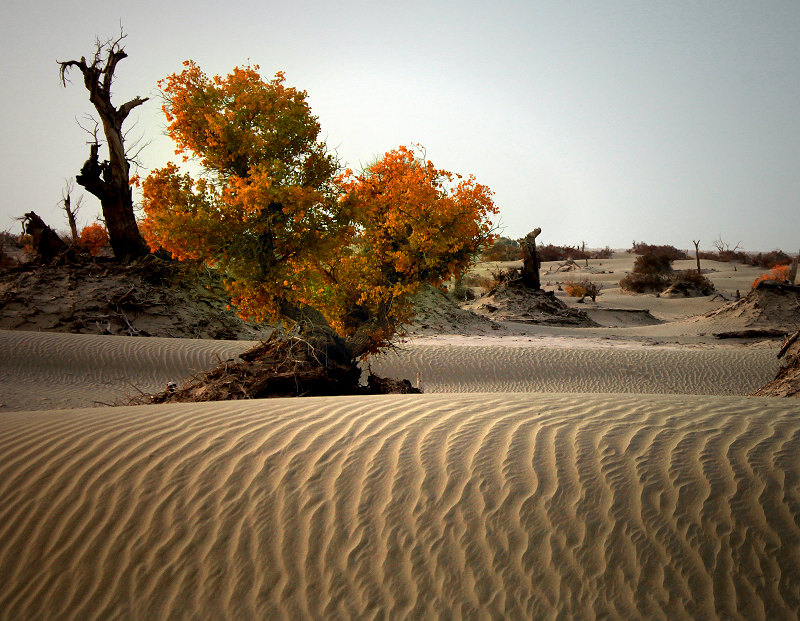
2,0 -> 799,252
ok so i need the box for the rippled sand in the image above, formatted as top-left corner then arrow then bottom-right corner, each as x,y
0,330 -> 781,410
2,394 -> 800,619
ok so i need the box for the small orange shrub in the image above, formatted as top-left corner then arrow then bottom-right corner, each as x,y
752,264 -> 790,288
78,223 -> 109,256
564,279 -> 601,301
563,281 -> 587,298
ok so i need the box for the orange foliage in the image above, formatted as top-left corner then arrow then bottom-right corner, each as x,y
563,281 -> 587,298
78,223 -> 109,256
141,61 -> 497,355
752,264 -> 790,288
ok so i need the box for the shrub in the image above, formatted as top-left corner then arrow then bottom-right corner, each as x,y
591,246 -> 613,259
78,223 -> 109,256
538,244 -> 591,262
481,237 -> 521,261
752,264 -> 791,288
564,278 -> 601,301
563,281 -> 587,298
668,270 -> 715,296
749,250 -> 792,269
619,272 -> 671,293
627,242 -> 687,261
632,252 -> 674,275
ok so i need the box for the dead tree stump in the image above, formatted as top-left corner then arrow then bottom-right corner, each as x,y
22,212 -> 68,262
521,227 -> 542,289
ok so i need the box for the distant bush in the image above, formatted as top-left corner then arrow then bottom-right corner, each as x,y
564,278 -> 601,301
632,252 -> 674,275
619,272 -> 671,293
667,270 -> 715,296
627,242 -> 687,261
480,237 -> 522,262
620,249 -> 676,293
591,246 -> 614,259
78,223 -> 109,256
752,264 -> 791,288
749,250 -> 792,269
538,244 -> 591,262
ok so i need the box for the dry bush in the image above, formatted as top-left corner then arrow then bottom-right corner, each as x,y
619,272 -> 671,293
749,250 -> 792,269
627,242 -> 687,261
669,270 -> 715,295
753,264 -> 791,288
78,223 -> 110,256
591,246 -> 613,259
619,252 -> 674,293
538,244 -> 590,262
564,279 -> 601,301
480,237 -> 522,261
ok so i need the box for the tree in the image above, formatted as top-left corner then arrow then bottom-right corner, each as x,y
693,239 -> 701,274
61,179 -> 83,242
141,62 -> 496,362
58,32 -> 149,259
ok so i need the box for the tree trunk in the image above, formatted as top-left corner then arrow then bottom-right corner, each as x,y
521,228 -> 542,289
59,33 -> 149,261
693,240 -> 701,274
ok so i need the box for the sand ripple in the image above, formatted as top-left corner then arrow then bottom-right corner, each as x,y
373,344 -> 780,395
1,394 -> 799,619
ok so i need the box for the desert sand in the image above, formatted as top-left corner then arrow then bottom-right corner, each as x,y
2,251 -> 799,619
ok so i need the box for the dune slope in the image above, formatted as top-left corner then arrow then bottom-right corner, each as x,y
2,393 -> 800,620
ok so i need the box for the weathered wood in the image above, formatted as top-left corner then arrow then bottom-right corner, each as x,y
713,329 -> 786,340
22,212 -> 68,262
58,33 -> 149,260
520,228 -> 542,289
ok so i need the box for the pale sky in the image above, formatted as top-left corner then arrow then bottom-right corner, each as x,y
2,0 -> 799,252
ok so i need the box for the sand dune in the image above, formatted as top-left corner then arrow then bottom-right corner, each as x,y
373,342 -> 779,395
1,393 -> 800,619
0,329 -> 251,410
0,330 -> 781,411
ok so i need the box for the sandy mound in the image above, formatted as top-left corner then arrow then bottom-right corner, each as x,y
753,331 -> 800,397
703,281 -> 800,331
466,279 -> 597,327
407,285 -> 506,336
0,256 -> 265,339
2,394 -> 800,620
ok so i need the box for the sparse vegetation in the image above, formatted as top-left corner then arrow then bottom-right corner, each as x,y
78,223 -> 110,256
480,237 -> 521,262
620,250 -> 675,293
564,279 -> 601,302
627,242 -> 688,261
667,270 -> 715,296
753,265 -> 791,288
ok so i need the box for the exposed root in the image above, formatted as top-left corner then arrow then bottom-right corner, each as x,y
129,333 -> 421,404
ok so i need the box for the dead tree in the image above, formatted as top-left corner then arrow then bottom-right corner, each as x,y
22,212 -> 68,262
790,250 -> 799,285
61,179 -> 83,242
58,32 -> 149,260
520,227 -> 542,289
693,239 -> 701,274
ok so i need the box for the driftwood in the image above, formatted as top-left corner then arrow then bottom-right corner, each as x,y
713,329 -> 787,340
778,330 -> 800,359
